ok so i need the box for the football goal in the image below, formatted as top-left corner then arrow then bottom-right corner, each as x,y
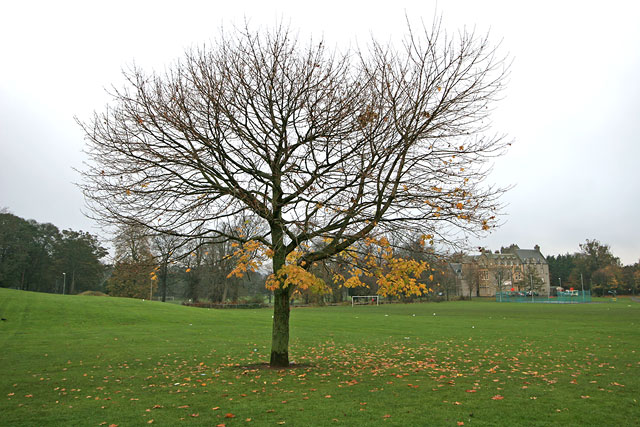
351,295 -> 379,306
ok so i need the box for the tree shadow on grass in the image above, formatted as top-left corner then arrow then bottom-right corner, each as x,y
235,362 -> 316,371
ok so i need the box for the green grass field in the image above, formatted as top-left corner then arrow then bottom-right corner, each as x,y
1,288 -> 639,426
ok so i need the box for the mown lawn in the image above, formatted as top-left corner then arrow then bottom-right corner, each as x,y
1,288 -> 639,426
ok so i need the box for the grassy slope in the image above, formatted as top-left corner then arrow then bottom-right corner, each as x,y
1,288 -> 639,426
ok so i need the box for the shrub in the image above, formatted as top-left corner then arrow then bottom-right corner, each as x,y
78,291 -> 109,296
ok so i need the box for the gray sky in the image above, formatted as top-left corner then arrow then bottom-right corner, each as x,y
1,0 -> 639,264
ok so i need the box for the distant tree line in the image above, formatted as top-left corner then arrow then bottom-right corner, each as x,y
0,210 -> 272,301
0,210 -> 108,293
547,239 -> 639,296
4,210 -> 636,300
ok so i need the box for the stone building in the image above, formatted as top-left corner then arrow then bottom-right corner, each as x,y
452,244 -> 551,297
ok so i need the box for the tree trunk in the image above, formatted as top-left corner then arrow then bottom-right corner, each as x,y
270,223 -> 291,367
161,263 -> 168,302
231,279 -> 239,302
222,278 -> 229,303
270,287 -> 291,367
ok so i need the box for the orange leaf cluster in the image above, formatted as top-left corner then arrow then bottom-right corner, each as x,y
265,265 -> 328,293
227,240 -> 264,279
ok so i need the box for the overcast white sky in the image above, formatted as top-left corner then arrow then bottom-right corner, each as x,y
1,0 -> 639,264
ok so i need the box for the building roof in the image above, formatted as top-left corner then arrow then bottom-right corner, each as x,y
514,249 -> 547,264
460,246 -> 548,266
477,251 -> 519,266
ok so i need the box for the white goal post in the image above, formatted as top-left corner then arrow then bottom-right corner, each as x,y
351,295 -> 379,306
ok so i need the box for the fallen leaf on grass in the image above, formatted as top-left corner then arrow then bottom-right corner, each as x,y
465,389 -> 476,393
581,395 -> 590,399
491,395 -> 504,400
225,413 -> 235,418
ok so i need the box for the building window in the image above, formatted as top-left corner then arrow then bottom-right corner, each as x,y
480,270 -> 489,281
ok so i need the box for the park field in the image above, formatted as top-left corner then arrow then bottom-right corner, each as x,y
1,288 -> 639,426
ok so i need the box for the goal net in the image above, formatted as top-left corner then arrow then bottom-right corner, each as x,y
351,295 -> 379,306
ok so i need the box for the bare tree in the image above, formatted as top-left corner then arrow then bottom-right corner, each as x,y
151,232 -> 183,302
107,223 -> 155,298
462,259 -> 482,298
79,20 -> 509,366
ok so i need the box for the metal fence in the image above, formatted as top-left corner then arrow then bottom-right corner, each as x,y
495,290 -> 592,304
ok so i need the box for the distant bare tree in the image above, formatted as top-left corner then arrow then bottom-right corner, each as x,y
107,223 -> 155,298
79,20 -> 509,366
463,260 -> 482,298
151,232 -> 183,302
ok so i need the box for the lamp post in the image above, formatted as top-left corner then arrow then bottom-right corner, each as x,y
530,274 -> 534,302
581,273 -> 585,302
62,272 -> 66,295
